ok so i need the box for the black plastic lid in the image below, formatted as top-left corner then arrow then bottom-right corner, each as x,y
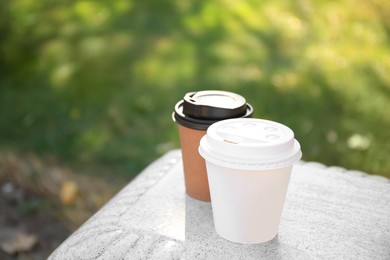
182,91 -> 247,119
173,90 -> 253,130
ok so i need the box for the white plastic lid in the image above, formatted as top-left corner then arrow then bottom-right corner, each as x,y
199,118 -> 302,170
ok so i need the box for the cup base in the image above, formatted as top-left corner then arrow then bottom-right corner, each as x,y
215,229 -> 278,244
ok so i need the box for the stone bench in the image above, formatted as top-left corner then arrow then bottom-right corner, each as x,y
49,150 -> 390,259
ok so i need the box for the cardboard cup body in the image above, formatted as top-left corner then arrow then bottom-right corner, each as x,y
178,125 -> 210,201
206,162 -> 292,244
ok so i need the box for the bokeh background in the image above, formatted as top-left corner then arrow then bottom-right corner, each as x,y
1,0 -> 390,258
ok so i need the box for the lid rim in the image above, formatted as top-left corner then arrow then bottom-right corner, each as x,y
173,102 -> 253,130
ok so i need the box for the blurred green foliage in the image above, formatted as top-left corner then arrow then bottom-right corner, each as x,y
1,0 -> 389,178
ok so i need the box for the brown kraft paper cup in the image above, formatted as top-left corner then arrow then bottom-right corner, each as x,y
173,90 -> 253,202
178,125 -> 210,201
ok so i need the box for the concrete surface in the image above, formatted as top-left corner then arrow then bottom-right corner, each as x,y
49,150 -> 390,259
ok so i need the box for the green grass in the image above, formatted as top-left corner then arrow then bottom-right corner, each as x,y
1,0 -> 390,178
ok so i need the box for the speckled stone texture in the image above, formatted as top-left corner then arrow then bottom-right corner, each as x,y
49,150 -> 390,260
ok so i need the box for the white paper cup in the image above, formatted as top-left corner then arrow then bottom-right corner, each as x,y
199,118 -> 302,244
